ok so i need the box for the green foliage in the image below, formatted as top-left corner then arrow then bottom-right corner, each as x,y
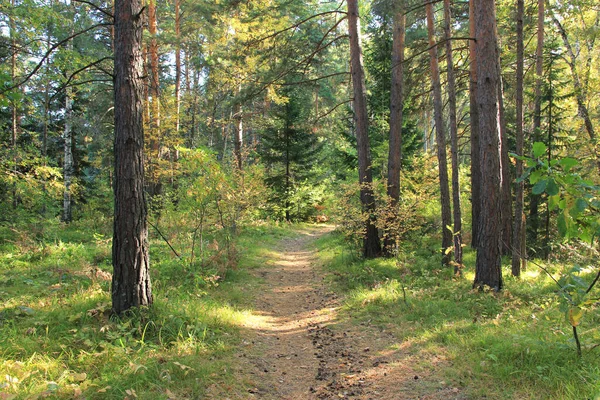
316,229 -> 600,399
516,142 -> 600,355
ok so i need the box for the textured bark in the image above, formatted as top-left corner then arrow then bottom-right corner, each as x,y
384,10 -> 405,254
473,0 -> 503,290
425,0 -> 452,266
347,0 -> 381,258
112,0 -> 153,314
443,0 -> 462,271
468,0 -> 481,249
512,0 -> 526,276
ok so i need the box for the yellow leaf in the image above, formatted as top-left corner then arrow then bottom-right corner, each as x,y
568,307 -> 584,327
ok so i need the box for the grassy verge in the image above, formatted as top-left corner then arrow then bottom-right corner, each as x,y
315,230 -> 600,399
0,219 -> 296,399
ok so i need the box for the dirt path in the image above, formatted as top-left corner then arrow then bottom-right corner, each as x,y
223,225 -> 463,400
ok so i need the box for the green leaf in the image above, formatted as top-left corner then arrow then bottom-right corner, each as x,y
533,142 -> 547,158
529,169 -> 543,184
557,213 -> 567,237
546,179 -> 559,196
575,198 -> 588,214
559,157 -> 578,171
532,179 -> 547,195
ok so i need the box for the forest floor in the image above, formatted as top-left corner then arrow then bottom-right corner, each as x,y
208,225 -> 464,400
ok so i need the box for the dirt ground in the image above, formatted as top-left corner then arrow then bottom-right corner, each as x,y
214,225 -> 466,399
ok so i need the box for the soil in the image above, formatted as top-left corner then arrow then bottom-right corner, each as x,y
212,225 -> 466,399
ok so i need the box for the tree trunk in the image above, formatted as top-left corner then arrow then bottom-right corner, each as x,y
529,0 -> 544,247
10,0 -> 18,209
175,0 -> 181,135
384,9 -> 405,255
512,0 -> 526,276
63,82 -> 74,223
473,0 -> 503,291
469,0 -> 481,249
147,0 -> 161,196
112,0 -> 153,314
425,0 -> 452,266
347,0 -> 381,258
498,75 -> 512,255
443,0 -> 462,271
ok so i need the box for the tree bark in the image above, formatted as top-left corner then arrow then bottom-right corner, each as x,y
347,0 -> 381,258
112,0 -> 153,314
473,0 -> 503,291
10,0 -> 18,209
425,0 -> 452,266
498,75 -> 512,255
512,0 -> 526,276
469,0 -> 481,249
385,9 -> 405,255
147,0 -> 161,196
443,0 -> 462,271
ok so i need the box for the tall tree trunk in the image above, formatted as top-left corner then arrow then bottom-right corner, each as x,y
112,0 -> 153,314
529,0 -> 544,248
384,9 -> 405,255
443,0 -> 462,271
473,0 -> 503,290
10,0 -> 18,209
425,0 -> 452,266
347,0 -> 381,258
174,0 -> 181,135
497,74 -> 512,255
147,0 -> 161,196
552,16 -> 599,172
63,83 -> 74,223
512,0 -> 526,276
469,0 -> 481,249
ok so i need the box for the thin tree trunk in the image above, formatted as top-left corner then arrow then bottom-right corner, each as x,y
425,0 -> 452,266
10,0 -> 18,209
529,0 -> 544,247
63,82 -> 74,223
385,9 -> 405,255
469,0 -> 481,249
512,0 -> 526,276
473,0 -> 503,291
147,0 -> 161,196
175,0 -> 181,135
443,0 -> 462,271
112,0 -> 153,314
498,75 -> 512,255
347,0 -> 381,258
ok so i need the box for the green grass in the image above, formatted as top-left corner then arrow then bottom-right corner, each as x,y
315,230 -> 600,400
0,218 -> 298,399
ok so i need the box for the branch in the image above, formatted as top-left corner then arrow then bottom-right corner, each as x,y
148,220 -> 182,259
248,10 -> 347,45
1,23 -> 112,94
50,56 -> 113,100
312,98 -> 352,123
72,0 -> 114,18
279,71 -> 349,86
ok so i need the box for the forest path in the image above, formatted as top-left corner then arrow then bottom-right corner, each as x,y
211,225 -> 462,400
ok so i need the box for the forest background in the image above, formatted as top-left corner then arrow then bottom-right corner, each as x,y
1,0 -> 600,397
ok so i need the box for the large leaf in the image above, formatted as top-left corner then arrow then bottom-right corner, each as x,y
532,179 -> 547,195
545,179 -> 559,196
568,307 -> 583,327
532,142 -> 547,158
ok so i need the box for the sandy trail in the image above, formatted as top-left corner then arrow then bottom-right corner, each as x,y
222,225 -> 464,400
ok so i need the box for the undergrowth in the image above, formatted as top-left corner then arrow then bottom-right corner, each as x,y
315,230 -> 600,400
0,218 -> 296,399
